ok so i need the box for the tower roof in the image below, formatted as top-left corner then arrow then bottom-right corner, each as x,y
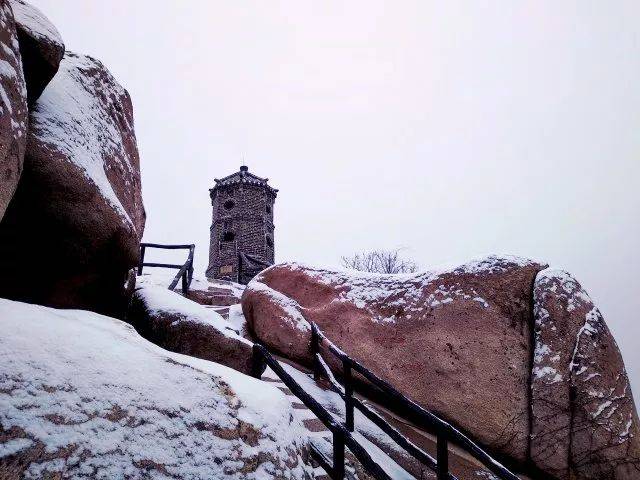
211,166 -> 278,195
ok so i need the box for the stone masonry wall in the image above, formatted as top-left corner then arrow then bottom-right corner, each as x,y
206,181 -> 275,283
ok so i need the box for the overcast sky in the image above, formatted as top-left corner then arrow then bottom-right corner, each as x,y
30,1 -> 639,398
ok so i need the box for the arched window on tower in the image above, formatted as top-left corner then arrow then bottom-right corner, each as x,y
266,236 -> 273,248
222,231 -> 235,242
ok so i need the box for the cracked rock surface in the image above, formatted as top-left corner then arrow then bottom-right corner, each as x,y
532,269 -> 640,479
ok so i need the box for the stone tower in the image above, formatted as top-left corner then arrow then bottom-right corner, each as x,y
206,166 -> 277,285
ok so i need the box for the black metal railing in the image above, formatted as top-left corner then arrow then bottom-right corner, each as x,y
137,243 -> 195,293
310,323 -> 520,480
251,323 -> 521,480
252,344 -> 394,480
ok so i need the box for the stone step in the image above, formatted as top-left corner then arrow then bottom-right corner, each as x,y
262,377 -> 282,384
206,286 -> 236,295
185,291 -> 240,307
303,418 -> 329,433
206,295 -> 239,306
277,386 -> 293,396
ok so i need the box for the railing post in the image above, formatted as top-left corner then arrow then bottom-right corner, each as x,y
343,359 -> 354,432
251,344 -> 265,379
311,323 -> 320,381
137,244 -> 146,275
182,269 -> 188,293
332,429 -> 345,480
187,245 -> 195,286
437,435 -> 449,480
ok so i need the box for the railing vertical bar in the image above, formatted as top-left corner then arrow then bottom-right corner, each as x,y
137,245 -> 146,275
250,344 -> 265,378
343,358 -> 354,432
181,270 -> 188,293
188,246 -> 195,285
311,323 -> 321,381
437,435 -> 449,480
332,429 -> 345,480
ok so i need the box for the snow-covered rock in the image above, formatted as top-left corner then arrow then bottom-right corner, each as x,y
0,298 -> 314,479
242,255 -> 547,463
242,256 -> 640,478
0,0 -> 27,220
0,51 -> 145,317
127,284 -> 256,375
532,270 -> 640,479
8,0 -> 63,103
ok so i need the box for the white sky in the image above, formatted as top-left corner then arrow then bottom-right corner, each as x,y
30,1 -> 639,399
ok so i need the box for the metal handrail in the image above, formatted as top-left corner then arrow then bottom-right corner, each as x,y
310,322 -> 520,480
137,243 -> 195,293
251,344 -> 392,480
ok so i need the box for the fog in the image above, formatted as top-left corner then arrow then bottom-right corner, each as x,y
29,1 -> 640,398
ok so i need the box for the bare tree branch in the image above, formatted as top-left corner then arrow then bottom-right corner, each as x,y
341,249 -> 418,274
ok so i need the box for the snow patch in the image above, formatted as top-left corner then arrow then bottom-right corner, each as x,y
227,303 -> 249,336
0,438 -> 34,458
533,366 -> 563,383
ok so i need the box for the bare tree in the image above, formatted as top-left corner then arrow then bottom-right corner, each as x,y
340,249 -> 418,274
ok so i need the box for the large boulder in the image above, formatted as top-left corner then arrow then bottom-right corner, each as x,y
127,284 -> 256,375
0,51 -> 145,317
242,256 -> 640,479
243,255 -> 546,464
532,269 -> 640,479
8,0 -> 64,103
0,0 -> 27,220
0,298 -> 314,479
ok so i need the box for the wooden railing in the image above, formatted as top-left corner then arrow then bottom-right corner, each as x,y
251,322 -> 521,480
137,243 -> 195,293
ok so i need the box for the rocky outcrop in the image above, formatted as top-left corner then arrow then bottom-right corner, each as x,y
127,284 -> 256,375
0,298 -> 314,479
0,0 -> 27,220
243,255 -> 546,464
532,270 -> 640,479
0,51 -> 145,317
8,0 -> 64,103
242,256 -> 640,479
